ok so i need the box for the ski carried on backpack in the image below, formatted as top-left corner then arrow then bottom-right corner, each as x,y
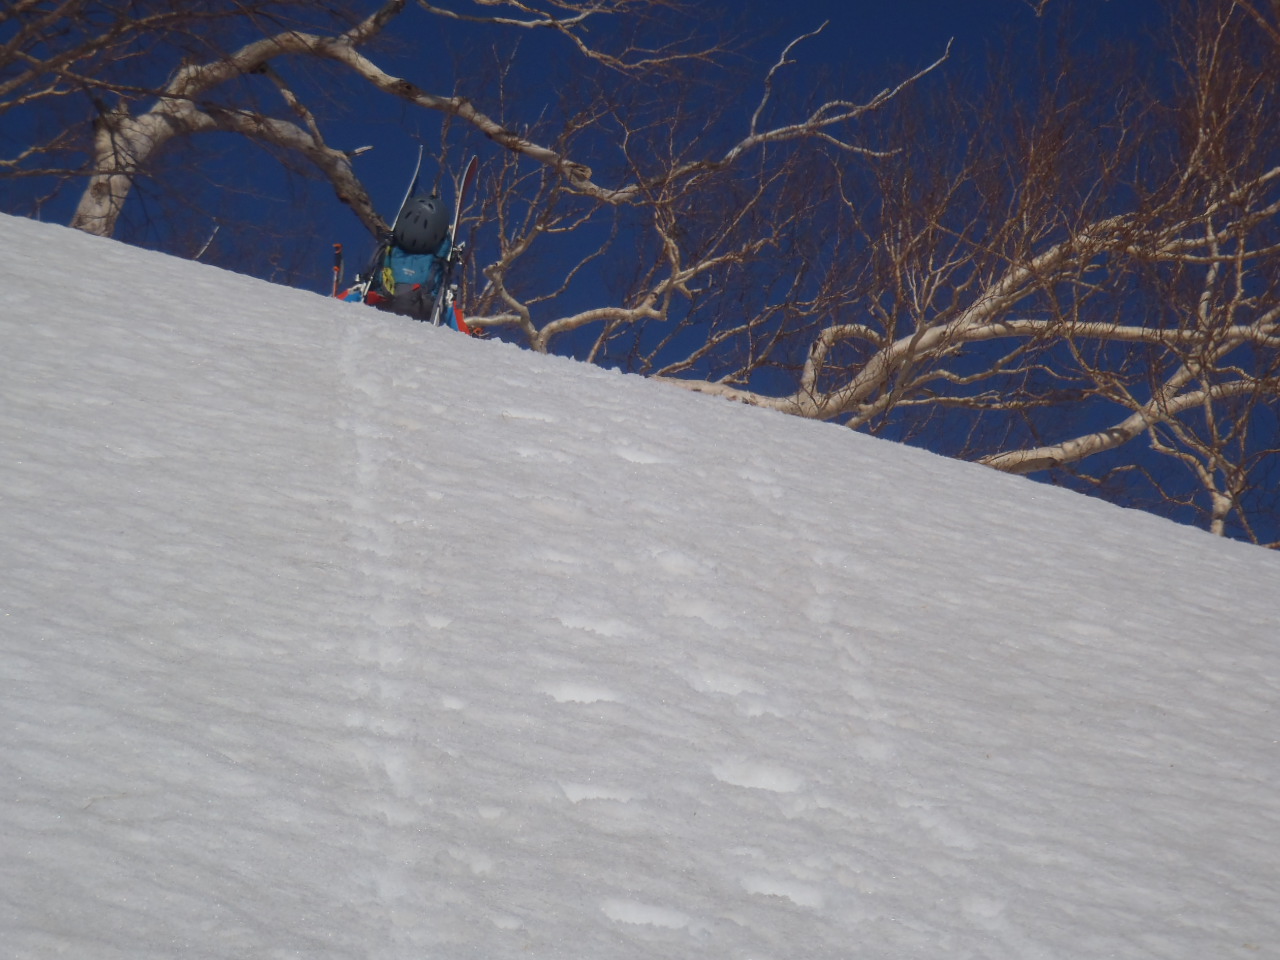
335,146 -> 425,302
392,145 -> 425,229
429,154 -> 479,328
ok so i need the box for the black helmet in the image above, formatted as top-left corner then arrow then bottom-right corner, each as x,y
392,194 -> 450,255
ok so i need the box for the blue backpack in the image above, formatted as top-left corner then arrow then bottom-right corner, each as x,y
365,237 -> 451,321
383,245 -> 442,293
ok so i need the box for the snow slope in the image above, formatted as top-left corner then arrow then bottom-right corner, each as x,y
2,212 -> 1278,959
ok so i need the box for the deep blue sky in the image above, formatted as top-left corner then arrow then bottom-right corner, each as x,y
0,0 -> 1163,286
322,0 -> 1165,292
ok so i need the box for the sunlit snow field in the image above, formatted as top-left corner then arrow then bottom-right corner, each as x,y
2,213 -> 1278,959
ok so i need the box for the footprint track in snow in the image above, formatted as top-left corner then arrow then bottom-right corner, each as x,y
740,873 -> 826,910
600,898 -> 700,932
678,667 -> 791,718
613,445 -> 668,465
542,681 -> 621,704
500,407 -> 558,424
711,758 -> 805,793
559,781 -> 642,804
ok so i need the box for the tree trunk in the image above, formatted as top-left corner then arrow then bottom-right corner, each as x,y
70,108 -> 182,238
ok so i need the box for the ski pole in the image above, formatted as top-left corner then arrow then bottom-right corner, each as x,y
331,243 -> 343,298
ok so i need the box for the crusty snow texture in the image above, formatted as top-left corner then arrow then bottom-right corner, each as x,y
2,213 -> 1278,959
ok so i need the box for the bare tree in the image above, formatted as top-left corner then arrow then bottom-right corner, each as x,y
6,1 -> 949,350
463,25 -> 949,358
2,1 -> 378,259
7,3 -> 927,251
611,0 -> 1277,544
2,2 -> 712,235
6,1 -> 1276,542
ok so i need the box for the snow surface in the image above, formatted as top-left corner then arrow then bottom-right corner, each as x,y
2,211 -> 1278,959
